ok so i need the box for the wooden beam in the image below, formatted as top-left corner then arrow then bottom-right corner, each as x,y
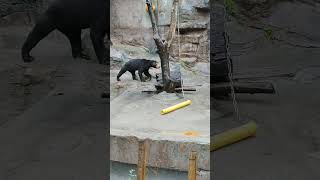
188,151 -> 197,180
137,140 -> 149,180
212,81 -> 275,94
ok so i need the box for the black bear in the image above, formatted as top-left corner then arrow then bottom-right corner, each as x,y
21,0 -> 110,64
117,59 -> 160,82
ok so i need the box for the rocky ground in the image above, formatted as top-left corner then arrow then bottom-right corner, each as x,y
0,13 -> 108,179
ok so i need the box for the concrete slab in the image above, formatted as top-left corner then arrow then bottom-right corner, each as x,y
110,83 -> 210,172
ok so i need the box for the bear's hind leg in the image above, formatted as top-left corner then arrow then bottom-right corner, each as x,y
21,14 -> 55,62
90,20 -> 107,65
138,70 -> 145,82
62,29 -> 91,60
130,70 -> 137,80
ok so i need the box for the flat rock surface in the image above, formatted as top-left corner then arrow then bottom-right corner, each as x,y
0,25 -> 108,180
110,62 -> 210,171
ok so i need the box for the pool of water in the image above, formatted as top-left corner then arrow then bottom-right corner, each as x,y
110,161 -> 188,180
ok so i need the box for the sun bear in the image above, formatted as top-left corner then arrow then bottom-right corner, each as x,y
117,59 -> 160,82
21,0 -> 110,64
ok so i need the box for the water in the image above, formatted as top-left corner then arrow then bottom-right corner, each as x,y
110,161 -> 188,180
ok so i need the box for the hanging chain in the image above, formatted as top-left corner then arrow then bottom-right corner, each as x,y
176,1 -> 185,98
223,8 -> 240,121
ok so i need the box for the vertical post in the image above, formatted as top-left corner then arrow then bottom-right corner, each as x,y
155,0 -> 159,27
137,140 -> 149,180
188,151 -> 197,180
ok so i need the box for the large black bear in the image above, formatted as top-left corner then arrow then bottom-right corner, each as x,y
21,0 -> 110,64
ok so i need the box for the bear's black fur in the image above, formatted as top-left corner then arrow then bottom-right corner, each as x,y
117,59 -> 160,82
21,0 -> 110,64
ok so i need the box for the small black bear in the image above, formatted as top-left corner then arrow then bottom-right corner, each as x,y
117,59 -> 160,82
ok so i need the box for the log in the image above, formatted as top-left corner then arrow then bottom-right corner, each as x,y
212,81 -> 275,94
175,88 -> 196,92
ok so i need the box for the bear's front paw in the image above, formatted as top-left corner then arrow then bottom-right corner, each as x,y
22,55 -> 35,63
79,52 -> 91,60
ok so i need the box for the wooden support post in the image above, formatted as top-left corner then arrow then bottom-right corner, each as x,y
188,151 -> 197,180
137,140 -> 149,180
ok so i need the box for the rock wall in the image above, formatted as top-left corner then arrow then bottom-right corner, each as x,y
111,0 -> 210,63
0,0 -> 210,62
0,0 -> 50,17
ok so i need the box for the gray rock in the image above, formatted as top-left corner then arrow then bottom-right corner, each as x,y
181,57 -> 197,64
194,0 -> 210,10
193,62 -> 210,75
110,48 -> 128,63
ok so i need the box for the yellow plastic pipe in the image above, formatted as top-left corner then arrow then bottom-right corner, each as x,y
161,100 -> 192,115
211,121 -> 257,151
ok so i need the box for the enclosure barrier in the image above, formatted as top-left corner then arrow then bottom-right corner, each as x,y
211,121 -> 257,151
160,100 -> 192,115
136,140 -> 199,180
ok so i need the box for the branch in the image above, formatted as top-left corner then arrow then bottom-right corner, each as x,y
146,1 -> 165,49
166,0 -> 179,49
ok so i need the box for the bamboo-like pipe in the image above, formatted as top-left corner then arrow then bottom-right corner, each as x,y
160,100 -> 192,115
211,121 -> 257,151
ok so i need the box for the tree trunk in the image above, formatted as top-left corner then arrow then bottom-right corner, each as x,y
146,0 -> 178,93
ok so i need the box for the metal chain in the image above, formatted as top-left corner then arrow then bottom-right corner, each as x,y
223,8 -> 240,121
